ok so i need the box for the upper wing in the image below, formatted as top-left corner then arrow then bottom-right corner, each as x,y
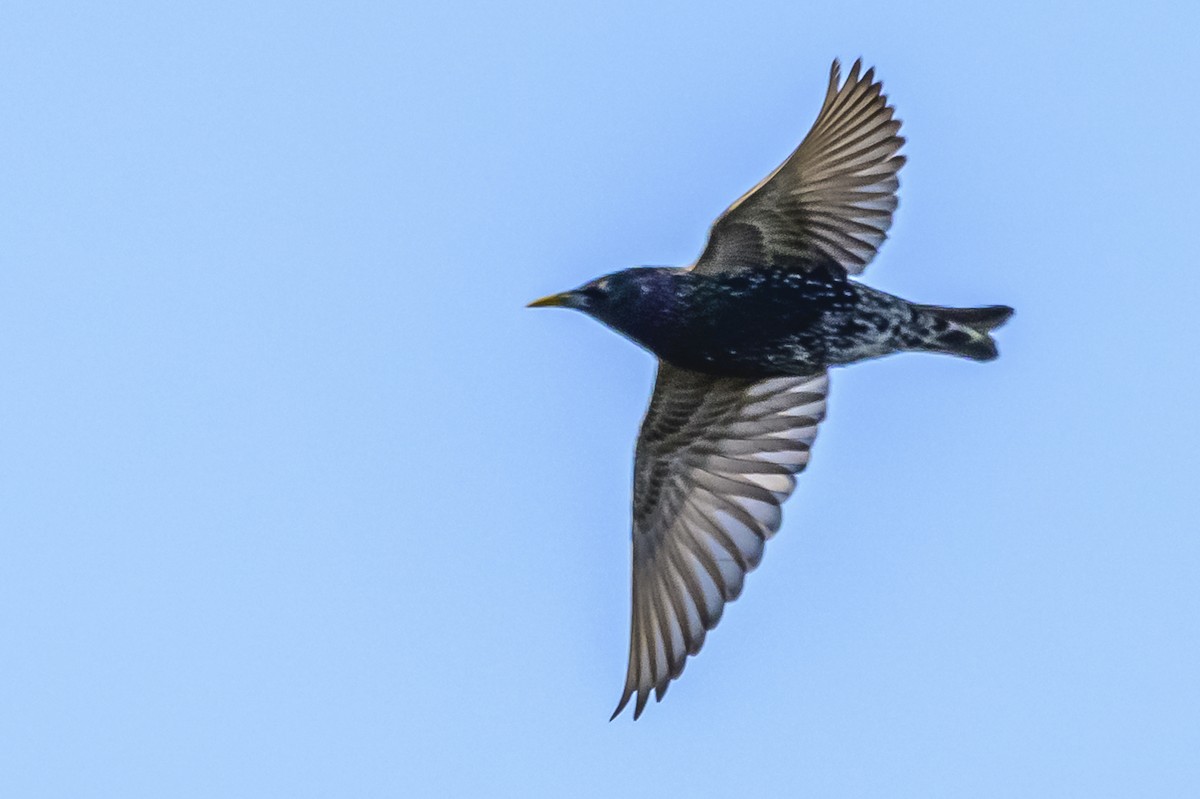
612,363 -> 829,719
693,59 -> 905,277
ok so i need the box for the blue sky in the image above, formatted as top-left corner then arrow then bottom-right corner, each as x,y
2,1 -> 1198,796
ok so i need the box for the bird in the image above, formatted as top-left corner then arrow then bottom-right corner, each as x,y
528,59 -> 1012,720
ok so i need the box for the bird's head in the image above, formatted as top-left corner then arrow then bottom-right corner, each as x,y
527,268 -> 680,342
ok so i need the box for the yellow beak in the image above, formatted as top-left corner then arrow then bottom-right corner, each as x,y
526,291 -> 575,308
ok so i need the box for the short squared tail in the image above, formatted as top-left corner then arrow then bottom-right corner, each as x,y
915,303 -> 1014,362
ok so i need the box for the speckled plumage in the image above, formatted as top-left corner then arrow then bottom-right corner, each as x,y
529,59 -> 1013,720
560,257 -> 1008,378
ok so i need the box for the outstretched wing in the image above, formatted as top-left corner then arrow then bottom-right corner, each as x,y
693,59 -> 905,277
612,363 -> 829,719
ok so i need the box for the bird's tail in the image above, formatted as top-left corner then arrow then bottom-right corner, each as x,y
914,304 -> 1014,362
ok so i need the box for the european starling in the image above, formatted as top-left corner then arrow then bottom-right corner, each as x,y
529,60 -> 1012,720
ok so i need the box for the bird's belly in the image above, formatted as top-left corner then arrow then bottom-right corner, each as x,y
655,309 -> 904,378
637,275 -> 915,378
655,328 -> 827,378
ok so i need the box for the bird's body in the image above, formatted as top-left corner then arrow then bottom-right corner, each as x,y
570,260 -> 1010,377
529,59 -> 1013,720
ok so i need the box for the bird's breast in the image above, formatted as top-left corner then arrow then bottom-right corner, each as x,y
635,273 -> 848,377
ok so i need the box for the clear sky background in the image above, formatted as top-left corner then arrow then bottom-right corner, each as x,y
2,1 -> 1198,796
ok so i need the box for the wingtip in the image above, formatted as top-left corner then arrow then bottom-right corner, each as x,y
832,57 -> 881,91
610,690 -> 633,721
633,688 -> 650,720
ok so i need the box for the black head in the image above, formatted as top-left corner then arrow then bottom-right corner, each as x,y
527,267 -> 680,345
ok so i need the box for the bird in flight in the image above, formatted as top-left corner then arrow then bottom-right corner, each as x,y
529,59 -> 1012,720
